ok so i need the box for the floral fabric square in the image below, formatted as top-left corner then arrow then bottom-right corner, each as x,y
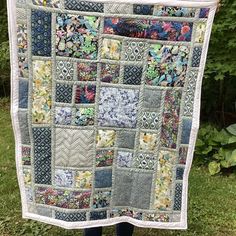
98,87 -> 139,128
139,132 -> 158,151
153,6 -> 195,17
146,44 -> 189,87
55,106 -> 72,125
101,63 -> 120,83
55,169 -> 74,187
195,22 -> 207,43
75,84 -> 96,104
23,168 -> 32,185
18,56 -> 28,78
21,146 -> 31,165
75,107 -> 95,126
101,38 -> 122,60
96,129 -> 116,148
56,14 -> 100,59
75,171 -> 92,189
32,60 -> 52,124
117,151 -> 133,168
77,62 -> 97,81
93,191 -> 111,208
17,23 -> 27,53
96,150 -> 114,167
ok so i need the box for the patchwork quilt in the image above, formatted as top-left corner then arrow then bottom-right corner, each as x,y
8,0 -> 218,229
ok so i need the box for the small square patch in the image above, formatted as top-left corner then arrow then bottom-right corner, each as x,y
95,169 -> 112,188
55,169 -> 74,187
146,44 -> 189,87
96,150 -> 114,167
143,88 -> 162,109
139,132 -> 158,151
98,87 -> 139,128
134,153 -> 156,170
116,131 -> 136,149
123,65 -> 143,85
141,111 -> 160,129
75,170 -> 92,189
93,190 -> 111,208
101,63 -> 120,83
124,41 -> 147,61
56,61 -> 74,81
96,129 -> 116,148
101,38 -> 122,60
77,62 -> 97,81
54,106 -> 72,125
74,107 -> 95,126
55,83 -> 73,103
56,14 -> 100,59
117,151 -> 133,168
75,84 -> 96,104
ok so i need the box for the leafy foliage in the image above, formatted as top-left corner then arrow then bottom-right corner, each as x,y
201,0 -> 236,124
195,124 -> 236,175
0,6 -> 10,97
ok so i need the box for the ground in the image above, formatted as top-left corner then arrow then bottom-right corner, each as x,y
1,98 -> 236,236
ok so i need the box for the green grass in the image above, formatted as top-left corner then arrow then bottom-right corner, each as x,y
1,97 -> 236,236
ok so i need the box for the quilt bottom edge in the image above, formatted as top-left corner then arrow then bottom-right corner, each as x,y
22,211 -> 188,230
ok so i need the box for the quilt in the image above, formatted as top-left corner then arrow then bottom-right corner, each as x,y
8,0 -> 218,229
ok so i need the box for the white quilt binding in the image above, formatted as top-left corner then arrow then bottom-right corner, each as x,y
7,0 -> 218,229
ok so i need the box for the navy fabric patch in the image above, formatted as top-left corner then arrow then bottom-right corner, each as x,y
65,0 -> 104,12
32,127 -> 51,184
19,79 -> 28,108
173,183 -> 183,211
181,118 -> 192,144
192,47 -> 202,67
55,211 -> 86,221
95,169 -> 112,188
31,9 -> 51,56
55,83 -> 73,103
133,4 -> 154,15
123,65 -> 143,85
90,210 -> 107,220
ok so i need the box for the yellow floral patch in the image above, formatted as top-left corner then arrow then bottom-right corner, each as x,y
101,38 -> 122,60
139,132 -> 158,151
32,60 -> 52,124
154,150 -> 176,210
75,171 -> 92,189
96,129 -> 116,148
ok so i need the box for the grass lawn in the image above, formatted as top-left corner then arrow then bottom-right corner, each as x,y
1,98 -> 236,236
